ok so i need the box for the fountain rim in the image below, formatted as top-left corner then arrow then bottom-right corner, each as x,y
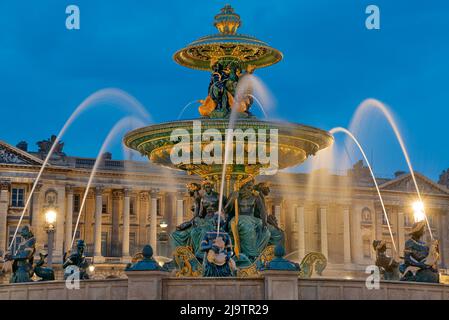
173,33 -> 283,71
123,118 -> 334,150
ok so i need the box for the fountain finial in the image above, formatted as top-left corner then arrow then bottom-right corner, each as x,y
214,5 -> 241,35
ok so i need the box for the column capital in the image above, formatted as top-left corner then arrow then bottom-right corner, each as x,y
65,184 -> 75,194
123,188 -> 132,198
150,188 -> 160,198
341,203 -> 351,210
112,190 -> 123,200
139,191 -> 149,201
0,180 -> 10,191
95,186 -> 104,196
176,190 -> 186,199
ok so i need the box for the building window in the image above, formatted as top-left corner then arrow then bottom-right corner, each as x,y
361,207 -> 372,223
102,196 -> 108,214
130,197 -> 136,215
73,194 -> 81,212
8,226 -> 22,254
11,187 -> 25,207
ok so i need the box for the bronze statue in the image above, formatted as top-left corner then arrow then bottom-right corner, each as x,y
200,213 -> 236,277
126,245 -> 167,271
199,180 -> 222,218
373,240 -> 399,280
225,179 -> 270,261
63,240 -> 90,280
5,226 -> 36,283
171,181 -> 225,261
34,252 -> 55,281
399,220 -> 440,283
263,244 -> 300,271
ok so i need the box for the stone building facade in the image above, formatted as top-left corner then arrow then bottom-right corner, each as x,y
1,138 -> 449,278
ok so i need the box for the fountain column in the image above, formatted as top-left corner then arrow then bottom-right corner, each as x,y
65,185 -> 74,252
296,205 -> 305,259
122,188 -> 131,261
150,190 -> 158,255
343,205 -> 352,265
176,191 -> 184,226
320,205 -> 328,258
94,186 -> 104,262
0,181 -> 10,254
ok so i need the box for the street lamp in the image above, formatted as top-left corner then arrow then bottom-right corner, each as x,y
45,208 -> 57,267
159,220 -> 168,229
412,201 -> 425,223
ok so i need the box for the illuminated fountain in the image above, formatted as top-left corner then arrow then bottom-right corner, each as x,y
124,5 -> 332,277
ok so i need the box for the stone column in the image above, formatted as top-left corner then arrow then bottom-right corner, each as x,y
352,204 -> 363,264
30,183 -> 43,248
320,206 -> 328,258
54,186 -> 66,262
94,186 -> 104,262
439,209 -> 448,268
176,192 -> 184,226
65,185 -> 74,252
139,192 -> 149,246
0,181 -> 10,254
112,190 -> 122,257
150,190 -> 158,255
297,205 -> 305,259
122,188 -> 131,261
343,206 -> 352,265
397,210 -> 405,257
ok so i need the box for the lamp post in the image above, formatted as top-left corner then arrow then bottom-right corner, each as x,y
45,208 -> 57,267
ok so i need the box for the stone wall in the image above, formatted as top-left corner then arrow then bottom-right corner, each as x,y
1,272 -> 449,300
0,278 -> 128,300
298,278 -> 449,300
163,277 -> 265,300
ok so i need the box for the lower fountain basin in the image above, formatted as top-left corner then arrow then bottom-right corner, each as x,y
124,118 -> 333,178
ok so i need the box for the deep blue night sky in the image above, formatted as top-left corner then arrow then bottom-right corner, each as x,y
1,0 -> 448,180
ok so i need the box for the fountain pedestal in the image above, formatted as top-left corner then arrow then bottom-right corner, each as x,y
126,270 -> 169,300
263,270 -> 299,300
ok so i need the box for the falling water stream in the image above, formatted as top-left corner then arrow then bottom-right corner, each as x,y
70,116 -> 147,248
350,98 -> 433,240
330,127 -> 398,254
177,100 -> 201,120
216,74 -> 272,235
247,94 -> 268,118
9,88 -> 151,251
